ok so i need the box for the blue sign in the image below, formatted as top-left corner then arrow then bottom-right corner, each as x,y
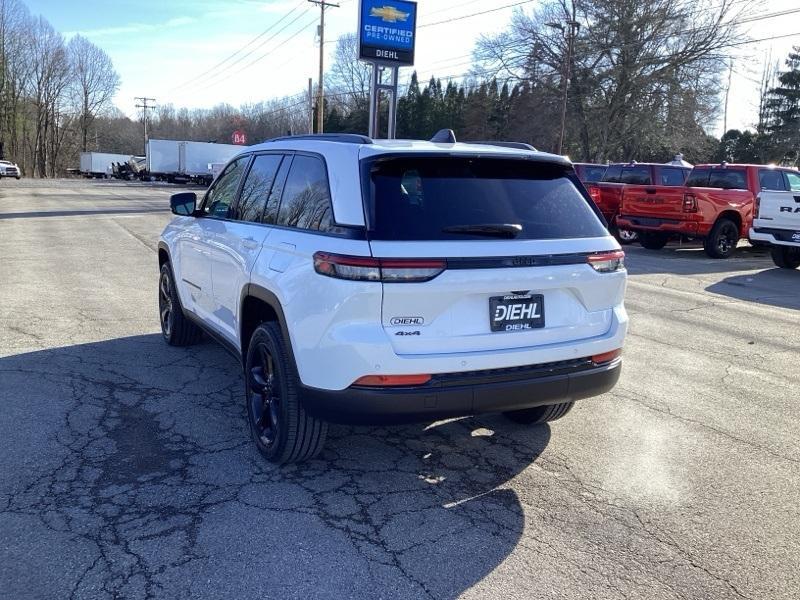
358,0 -> 417,66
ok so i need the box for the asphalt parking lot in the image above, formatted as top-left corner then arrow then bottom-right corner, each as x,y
1,178 -> 798,600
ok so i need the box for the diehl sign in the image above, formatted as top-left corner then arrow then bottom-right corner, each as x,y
358,0 -> 417,66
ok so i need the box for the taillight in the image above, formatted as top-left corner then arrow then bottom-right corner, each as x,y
682,193 -> 698,213
353,374 -> 432,387
754,195 -> 761,218
313,252 -> 446,283
588,185 -> 601,206
591,349 -> 621,364
587,250 -> 625,273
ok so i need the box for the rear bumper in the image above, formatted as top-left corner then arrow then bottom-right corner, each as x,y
617,215 -> 704,236
750,227 -> 800,248
300,357 -> 621,425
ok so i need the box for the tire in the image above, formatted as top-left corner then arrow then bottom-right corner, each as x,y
614,227 -> 639,245
771,246 -> 800,269
704,218 -> 739,259
639,232 -> 669,250
503,401 -> 575,425
245,322 -> 328,464
158,263 -> 203,346
15,176 -> 20,180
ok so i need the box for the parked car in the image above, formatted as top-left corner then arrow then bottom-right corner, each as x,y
574,162 -> 607,184
617,163 -> 800,258
0,160 -> 21,179
749,169 -> 800,269
587,162 -> 691,244
157,132 -> 628,464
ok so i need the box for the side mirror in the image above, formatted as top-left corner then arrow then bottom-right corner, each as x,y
170,192 -> 197,216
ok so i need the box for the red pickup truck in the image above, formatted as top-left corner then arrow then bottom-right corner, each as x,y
617,163 -> 800,258
587,162 -> 690,244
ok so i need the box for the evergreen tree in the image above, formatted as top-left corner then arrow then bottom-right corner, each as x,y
763,47 -> 800,165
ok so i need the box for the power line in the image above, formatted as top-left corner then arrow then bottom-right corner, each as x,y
175,8 -> 314,94
171,0 -> 307,92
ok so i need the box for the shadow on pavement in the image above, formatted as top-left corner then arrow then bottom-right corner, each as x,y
0,334 -> 549,599
624,242 -> 774,276
706,267 -> 800,310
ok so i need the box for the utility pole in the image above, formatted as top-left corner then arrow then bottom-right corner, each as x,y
134,97 -> 156,155
308,77 -> 314,134
308,0 -> 338,134
546,14 -> 579,155
723,58 -> 733,135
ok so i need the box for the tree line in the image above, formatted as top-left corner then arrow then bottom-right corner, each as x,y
4,0 -> 799,175
0,0 -> 119,176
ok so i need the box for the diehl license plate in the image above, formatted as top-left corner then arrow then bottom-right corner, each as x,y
489,294 -> 545,332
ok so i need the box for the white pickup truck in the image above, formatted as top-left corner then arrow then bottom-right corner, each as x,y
750,171 -> 800,269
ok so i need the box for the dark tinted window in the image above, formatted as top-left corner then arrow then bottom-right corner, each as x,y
660,167 -> 688,186
203,157 -> 247,217
759,169 -> 787,191
620,166 -> 651,185
708,169 -> 746,190
686,168 -> 710,187
577,165 -> 606,183
367,157 -> 607,241
602,165 -> 622,183
236,154 -> 283,222
276,155 -> 334,231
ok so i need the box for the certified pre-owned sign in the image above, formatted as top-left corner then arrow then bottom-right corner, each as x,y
358,0 -> 417,66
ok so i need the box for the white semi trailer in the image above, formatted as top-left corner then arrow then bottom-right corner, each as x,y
80,152 -> 134,178
179,141 -> 243,185
145,139 -> 245,184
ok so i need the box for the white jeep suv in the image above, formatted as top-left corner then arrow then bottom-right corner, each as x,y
158,132 -> 628,464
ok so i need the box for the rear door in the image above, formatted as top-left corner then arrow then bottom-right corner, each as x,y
622,166 -> 688,219
365,156 -> 625,356
210,153 -> 286,341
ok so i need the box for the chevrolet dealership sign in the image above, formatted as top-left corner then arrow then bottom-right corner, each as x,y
358,0 -> 417,66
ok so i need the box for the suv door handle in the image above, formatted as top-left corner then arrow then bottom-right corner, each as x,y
645,188 -> 657,195
241,237 -> 259,250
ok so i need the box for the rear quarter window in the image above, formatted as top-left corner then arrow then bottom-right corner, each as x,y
365,156 -> 608,241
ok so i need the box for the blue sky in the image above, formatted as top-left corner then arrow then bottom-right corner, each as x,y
25,0 -> 800,135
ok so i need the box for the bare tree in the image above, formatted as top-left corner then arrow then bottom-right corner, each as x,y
68,35 -> 120,152
327,33 -> 371,111
475,0 -> 752,159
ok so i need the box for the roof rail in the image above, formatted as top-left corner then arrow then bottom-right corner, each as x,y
265,133 -> 373,145
466,140 -> 537,152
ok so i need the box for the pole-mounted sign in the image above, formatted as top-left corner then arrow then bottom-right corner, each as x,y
358,0 -> 417,66
359,0 -> 417,138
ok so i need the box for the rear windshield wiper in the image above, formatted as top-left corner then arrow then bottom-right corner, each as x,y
442,223 -> 523,238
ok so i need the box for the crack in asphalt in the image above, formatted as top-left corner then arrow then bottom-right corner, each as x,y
0,335 -> 773,599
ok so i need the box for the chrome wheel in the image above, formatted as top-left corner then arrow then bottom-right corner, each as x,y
249,343 -> 281,449
159,271 -> 173,337
617,229 -> 638,244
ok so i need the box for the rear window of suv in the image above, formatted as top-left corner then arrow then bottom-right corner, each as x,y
365,156 -> 607,241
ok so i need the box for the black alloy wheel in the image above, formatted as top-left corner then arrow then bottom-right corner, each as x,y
159,268 -> 174,338
248,342 -> 281,450
704,218 -> 739,259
